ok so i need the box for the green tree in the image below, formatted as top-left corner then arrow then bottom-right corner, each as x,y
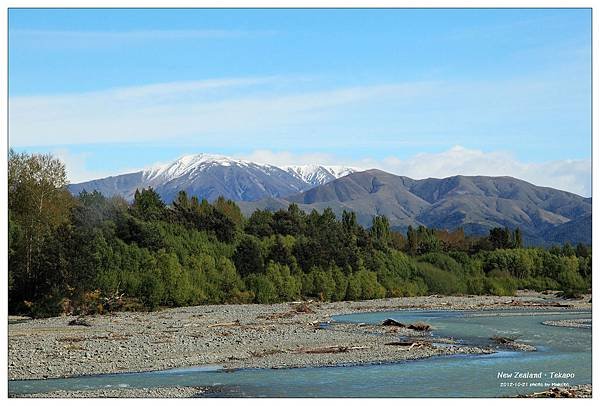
131,188 -> 166,222
8,150 -> 74,305
406,225 -> 417,255
272,204 -> 306,236
370,215 -> 391,250
488,227 -> 512,249
233,235 -> 265,276
245,209 -> 274,237
513,228 -> 523,248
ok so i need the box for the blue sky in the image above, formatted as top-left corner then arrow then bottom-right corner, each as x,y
8,8 -> 592,195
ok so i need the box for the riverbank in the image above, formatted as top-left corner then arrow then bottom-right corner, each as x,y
542,318 -> 592,328
8,290 -> 590,385
10,386 -> 209,398
522,384 -> 592,398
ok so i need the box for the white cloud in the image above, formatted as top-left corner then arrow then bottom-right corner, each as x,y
59,146 -> 589,196
9,78 -> 436,147
237,146 -> 591,196
10,76 -> 590,196
374,146 -> 591,197
51,149 -> 142,184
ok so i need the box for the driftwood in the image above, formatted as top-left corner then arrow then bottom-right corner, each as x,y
207,320 -> 240,328
544,301 -> 573,308
263,302 -> 315,319
294,303 -> 315,313
382,318 -> 405,327
296,345 -> 368,354
407,322 -> 431,331
57,336 -> 87,343
491,335 -> 515,345
385,341 -> 416,346
249,348 -> 287,358
381,319 -> 431,331
385,340 -> 432,350
505,300 -> 573,308
68,317 -> 92,327
491,335 -> 536,351
291,300 -> 314,304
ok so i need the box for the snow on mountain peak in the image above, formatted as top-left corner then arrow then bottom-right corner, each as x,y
143,153 -> 275,182
283,164 -> 357,185
142,153 -> 357,186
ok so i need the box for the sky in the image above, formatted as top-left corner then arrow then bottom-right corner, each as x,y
8,8 -> 592,196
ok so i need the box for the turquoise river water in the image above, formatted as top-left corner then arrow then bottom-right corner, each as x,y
9,309 -> 592,397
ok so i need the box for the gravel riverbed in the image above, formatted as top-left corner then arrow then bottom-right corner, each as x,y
542,318 -> 592,329
10,386 -> 208,398
522,384 -> 592,398
9,290 -> 591,395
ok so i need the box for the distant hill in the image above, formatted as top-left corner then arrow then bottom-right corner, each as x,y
541,214 -> 592,245
239,169 -> 591,245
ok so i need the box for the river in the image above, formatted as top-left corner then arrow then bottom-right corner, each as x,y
9,309 -> 591,397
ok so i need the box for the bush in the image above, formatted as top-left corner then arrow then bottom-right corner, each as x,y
485,276 -> 517,296
314,267 -> 337,301
138,272 -> 164,309
346,268 -> 386,300
416,262 -> 465,295
520,276 -> 560,292
465,277 -> 486,295
419,252 -> 464,274
246,274 -> 277,304
28,292 -> 65,318
265,262 -> 301,301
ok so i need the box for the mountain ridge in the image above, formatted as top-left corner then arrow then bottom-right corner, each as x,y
68,154 -> 591,245
239,169 -> 591,245
68,153 -> 357,203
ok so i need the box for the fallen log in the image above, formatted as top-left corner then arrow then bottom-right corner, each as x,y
294,303 -> 315,313
491,335 -> 515,345
385,341 -> 417,346
296,345 -> 368,354
407,322 -> 431,331
544,302 -> 574,308
385,340 -> 432,349
382,318 -> 405,327
68,317 -> 92,327
207,320 -> 240,328
505,300 -> 573,308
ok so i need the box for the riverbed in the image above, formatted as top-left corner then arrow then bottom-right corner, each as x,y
9,292 -> 592,397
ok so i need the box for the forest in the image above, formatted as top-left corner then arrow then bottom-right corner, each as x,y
8,150 -> 592,317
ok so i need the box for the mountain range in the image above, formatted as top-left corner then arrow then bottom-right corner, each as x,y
69,154 -> 357,203
69,154 -> 591,245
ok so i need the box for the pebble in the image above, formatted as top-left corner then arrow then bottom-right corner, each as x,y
8,291 -> 591,384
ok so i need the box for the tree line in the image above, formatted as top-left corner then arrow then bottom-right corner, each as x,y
8,150 -> 592,317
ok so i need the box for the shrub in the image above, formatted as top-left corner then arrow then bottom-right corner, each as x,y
416,262 -> 465,295
138,272 -> 164,309
419,252 -> 464,274
346,268 -> 386,300
484,271 -> 517,296
246,274 -> 277,304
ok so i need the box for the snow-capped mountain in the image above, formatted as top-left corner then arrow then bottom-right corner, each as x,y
283,165 -> 357,186
67,153 -> 592,245
68,153 -> 356,203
